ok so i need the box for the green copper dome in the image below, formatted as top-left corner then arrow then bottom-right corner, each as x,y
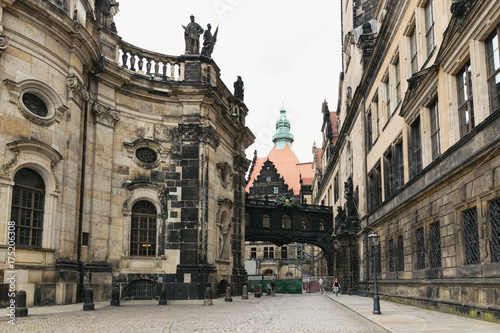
272,107 -> 294,150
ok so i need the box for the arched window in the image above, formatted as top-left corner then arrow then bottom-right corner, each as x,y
130,201 -> 157,256
10,168 -> 45,247
302,216 -> 310,230
263,214 -> 271,228
282,214 -> 292,229
319,219 -> 326,231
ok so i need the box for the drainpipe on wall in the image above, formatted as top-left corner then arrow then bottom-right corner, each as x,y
77,56 -> 105,302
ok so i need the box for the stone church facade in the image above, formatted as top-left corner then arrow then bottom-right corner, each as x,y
0,0 -> 254,306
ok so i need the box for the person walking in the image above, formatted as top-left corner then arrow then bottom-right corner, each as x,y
333,277 -> 340,296
319,278 -> 325,293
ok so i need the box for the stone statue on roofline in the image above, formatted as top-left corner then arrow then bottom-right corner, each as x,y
95,0 -> 119,33
234,76 -> 244,102
183,15 -> 204,54
201,24 -> 219,58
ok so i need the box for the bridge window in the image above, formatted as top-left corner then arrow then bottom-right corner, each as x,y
245,213 -> 251,227
281,246 -> 288,259
250,247 -> 257,259
301,217 -> 309,230
264,247 -> 274,259
263,214 -> 271,228
319,219 -> 326,231
282,215 -> 292,229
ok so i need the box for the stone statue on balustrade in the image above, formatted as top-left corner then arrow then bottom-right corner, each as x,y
234,76 -> 244,102
95,0 -> 119,33
201,24 -> 219,58
183,15 -> 204,54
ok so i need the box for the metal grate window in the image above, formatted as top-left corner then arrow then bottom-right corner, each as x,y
129,279 -> 155,299
416,228 -> 425,270
430,222 -> 441,268
388,239 -> 395,272
396,235 -> 404,271
489,199 -> 500,262
463,208 -> 480,265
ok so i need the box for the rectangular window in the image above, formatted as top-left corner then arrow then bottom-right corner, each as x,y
490,199 -> 500,262
430,221 -> 442,268
396,235 -> 404,271
463,208 -> 480,265
425,0 -> 435,57
410,116 -> 422,178
410,27 -> 418,74
368,162 -> 382,211
416,227 -> 426,269
374,94 -> 380,138
251,247 -> 257,259
486,26 -> 500,113
273,186 -> 279,194
457,61 -> 474,137
395,141 -> 404,190
367,108 -> 373,150
388,239 -> 395,272
264,247 -> 274,259
334,174 -> 339,203
395,58 -> 402,106
385,77 -> 391,121
429,100 -> 441,159
281,246 -> 288,259
384,149 -> 394,199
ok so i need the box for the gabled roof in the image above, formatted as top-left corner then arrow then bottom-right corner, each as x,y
246,144 -> 313,195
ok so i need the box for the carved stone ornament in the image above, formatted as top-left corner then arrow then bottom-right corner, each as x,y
216,162 -> 233,188
4,79 -> 68,126
0,35 -> 9,53
1,150 -> 19,176
66,76 -> 89,108
451,0 -> 473,18
92,102 -> 120,128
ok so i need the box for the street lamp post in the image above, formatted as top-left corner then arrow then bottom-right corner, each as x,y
368,231 -> 381,315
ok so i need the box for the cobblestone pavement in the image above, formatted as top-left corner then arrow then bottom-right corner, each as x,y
0,293 -> 387,333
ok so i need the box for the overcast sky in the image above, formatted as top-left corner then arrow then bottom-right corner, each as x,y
114,0 -> 342,163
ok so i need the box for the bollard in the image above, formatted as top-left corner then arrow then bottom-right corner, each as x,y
203,286 -> 213,306
224,285 -> 232,302
83,287 -> 95,311
242,285 -> 248,300
110,286 -> 120,306
255,284 -> 261,298
15,290 -> 28,317
159,285 -> 167,305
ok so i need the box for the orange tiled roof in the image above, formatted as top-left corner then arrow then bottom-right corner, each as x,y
246,144 -> 313,195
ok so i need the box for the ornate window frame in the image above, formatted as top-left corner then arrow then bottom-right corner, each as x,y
4,79 -> 68,126
123,139 -> 170,170
0,140 -> 62,252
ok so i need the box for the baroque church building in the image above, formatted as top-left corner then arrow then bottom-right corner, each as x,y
0,0 -> 254,306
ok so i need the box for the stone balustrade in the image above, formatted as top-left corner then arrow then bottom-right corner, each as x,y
118,41 -> 181,81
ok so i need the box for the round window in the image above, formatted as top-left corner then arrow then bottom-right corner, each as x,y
22,93 -> 48,117
135,148 -> 157,164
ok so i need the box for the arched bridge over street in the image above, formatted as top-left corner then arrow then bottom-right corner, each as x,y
245,198 -> 334,255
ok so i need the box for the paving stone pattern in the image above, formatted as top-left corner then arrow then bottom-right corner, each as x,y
0,294 -> 387,333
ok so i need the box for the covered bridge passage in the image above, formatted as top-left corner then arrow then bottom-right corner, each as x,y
245,197 -> 334,274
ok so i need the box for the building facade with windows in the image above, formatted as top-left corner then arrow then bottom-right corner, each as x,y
314,0 -> 500,321
0,0 -> 254,306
